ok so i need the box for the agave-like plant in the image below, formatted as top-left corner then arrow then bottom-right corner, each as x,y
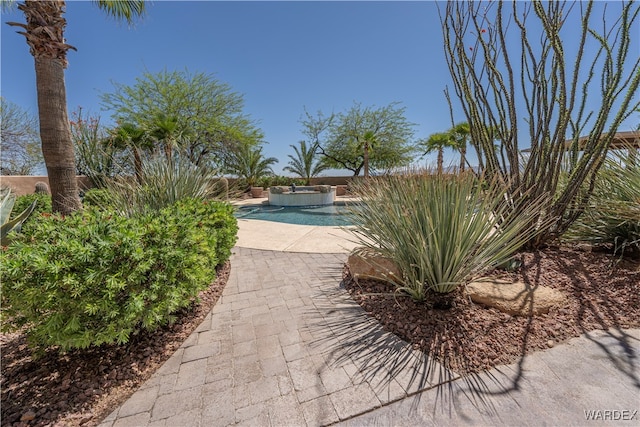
347,169 -> 550,302
104,154 -> 223,217
1,188 -> 37,246
565,146 -> 640,257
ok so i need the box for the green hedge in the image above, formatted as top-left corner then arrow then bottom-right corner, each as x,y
0,198 -> 237,352
12,193 -> 52,237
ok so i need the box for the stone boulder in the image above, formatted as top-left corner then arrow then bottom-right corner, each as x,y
466,279 -> 566,316
348,250 -> 403,284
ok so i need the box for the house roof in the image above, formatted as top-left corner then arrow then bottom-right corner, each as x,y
521,130 -> 640,152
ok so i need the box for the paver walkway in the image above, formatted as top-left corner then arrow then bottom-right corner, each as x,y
100,247 -> 640,426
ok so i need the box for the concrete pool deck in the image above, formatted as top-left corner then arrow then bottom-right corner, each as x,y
233,196 -> 361,253
99,209 -> 640,427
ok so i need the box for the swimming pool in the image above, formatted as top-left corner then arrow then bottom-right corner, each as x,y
234,204 -> 356,226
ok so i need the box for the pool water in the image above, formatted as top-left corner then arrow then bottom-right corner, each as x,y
234,204 -> 356,226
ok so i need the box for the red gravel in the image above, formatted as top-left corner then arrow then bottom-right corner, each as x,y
344,246 -> 640,374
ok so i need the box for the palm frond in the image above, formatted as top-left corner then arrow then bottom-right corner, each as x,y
94,0 -> 146,24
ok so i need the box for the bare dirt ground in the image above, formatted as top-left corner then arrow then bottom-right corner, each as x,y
2,247 -> 639,426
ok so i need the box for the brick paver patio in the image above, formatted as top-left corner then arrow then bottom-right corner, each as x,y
99,246 -> 640,426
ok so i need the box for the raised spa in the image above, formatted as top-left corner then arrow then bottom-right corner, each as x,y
268,185 -> 336,206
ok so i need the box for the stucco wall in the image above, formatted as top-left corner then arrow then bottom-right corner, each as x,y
0,175 -> 353,196
0,176 -> 93,196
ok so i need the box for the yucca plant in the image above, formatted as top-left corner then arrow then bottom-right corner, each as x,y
347,170 -> 550,303
104,154 -> 223,217
1,188 -> 37,246
565,146 -> 640,257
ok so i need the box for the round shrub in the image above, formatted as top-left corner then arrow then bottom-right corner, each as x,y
34,181 -> 50,194
0,198 -> 238,352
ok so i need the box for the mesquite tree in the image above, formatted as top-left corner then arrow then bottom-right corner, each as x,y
440,0 -> 640,246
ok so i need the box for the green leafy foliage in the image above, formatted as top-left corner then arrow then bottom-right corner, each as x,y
223,142 -> 278,188
348,171 -> 550,301
0,198 -> 237,352
283,140 -> 329,185
101,69 -> 263,168
255,175 -> 306,188
13,193 -> 51,217
302,102 -> 418,177
105,155 -> 223,217
1,189 -> 37,246
565,149 -> 640,257
82,188 -> 113,208
12,193 -> 52,237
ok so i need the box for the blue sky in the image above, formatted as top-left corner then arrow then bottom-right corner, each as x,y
2,1 -> 638,176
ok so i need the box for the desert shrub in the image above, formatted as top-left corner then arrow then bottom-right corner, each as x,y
13,193 -> 52,218
10,193 -> 52,237
0,198 -> 237,352
565,148 -> 640,257
348,170 -> 549,302
256,175 -> 305,188
105,155 -> 223,217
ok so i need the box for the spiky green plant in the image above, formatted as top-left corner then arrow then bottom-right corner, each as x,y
1,188 -> 37,246
104,154 -> 223,217
565,147 -> 640,257
347,170 -> 550,302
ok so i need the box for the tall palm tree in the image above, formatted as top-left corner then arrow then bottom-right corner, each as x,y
422,131 -> 456,175
6,0 -> 145,214
283,140 -> 328,185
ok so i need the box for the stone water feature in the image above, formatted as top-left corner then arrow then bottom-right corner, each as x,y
268,185 -> 336,206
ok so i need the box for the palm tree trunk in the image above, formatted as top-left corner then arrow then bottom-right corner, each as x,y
437,148 -> 444,175
164,143 -> 173,162
35,56 -> 82,214
133,147 -> 143,183
363,143 -> 370,179
459,145 -> 466,172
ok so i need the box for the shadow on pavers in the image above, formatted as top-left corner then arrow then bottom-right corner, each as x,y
300,267 -> 503,423
302,263 -> 640,425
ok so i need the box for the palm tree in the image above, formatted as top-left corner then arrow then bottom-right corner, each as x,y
283,141 -> 328,185
422,131 -> 456,175
149,113 -> 182,161
6,0 -> 145,214
360,130 -> 377,179
450,122 -> 470,171
111,123 -> 150,184
224,143 -> 278,189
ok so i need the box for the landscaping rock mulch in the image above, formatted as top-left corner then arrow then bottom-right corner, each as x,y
1,262 -> 230,427
344,246 -> 640,374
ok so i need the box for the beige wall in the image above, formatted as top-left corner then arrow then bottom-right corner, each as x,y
0,176 -> 93,196
0,175 -> 354,196
224,176 -> 355,188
